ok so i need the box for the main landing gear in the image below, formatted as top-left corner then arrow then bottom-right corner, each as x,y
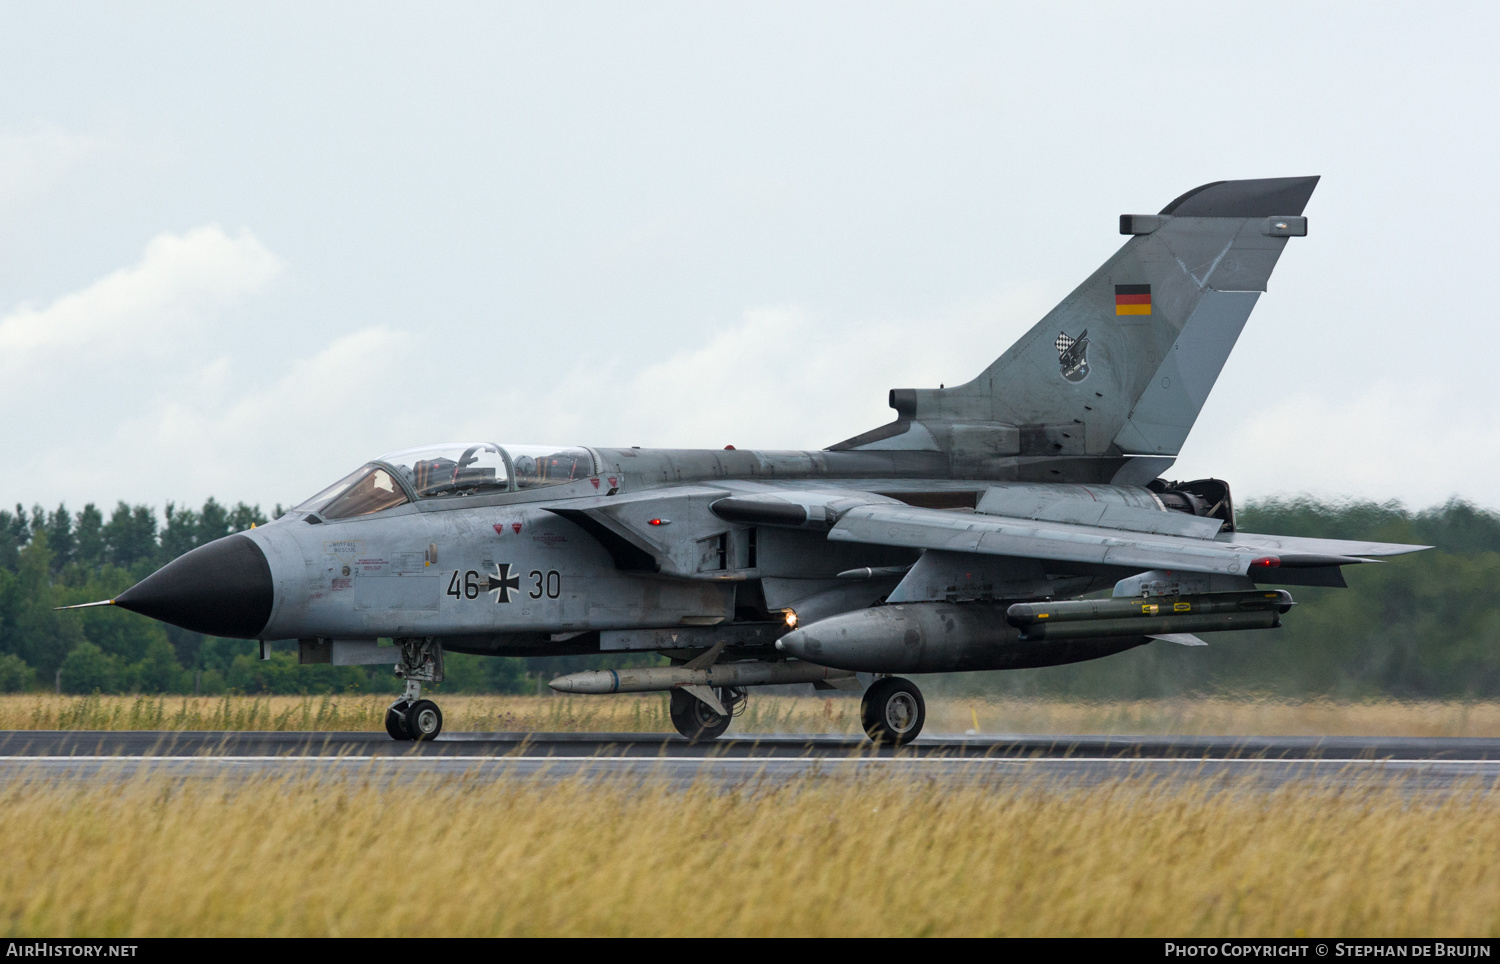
668,686 -> 746,742
385,637 -> 445,742
860,676 -> 926,745
664,677 -> 928,745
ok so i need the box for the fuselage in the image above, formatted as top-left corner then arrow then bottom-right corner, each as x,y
115,441 -> 1166,658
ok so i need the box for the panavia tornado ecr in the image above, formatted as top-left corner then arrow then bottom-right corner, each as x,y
68,175 -> 1426,744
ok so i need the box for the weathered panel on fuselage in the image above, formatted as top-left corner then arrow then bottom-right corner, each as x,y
252,500 -> 733,640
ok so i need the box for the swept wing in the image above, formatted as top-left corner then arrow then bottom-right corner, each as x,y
826,501 -> 1425,578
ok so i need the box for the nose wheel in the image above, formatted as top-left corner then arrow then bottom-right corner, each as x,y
384,698 -> 444,741
861,676 -> 925,745
407,699 -> 443,740
384,637 -> 446,741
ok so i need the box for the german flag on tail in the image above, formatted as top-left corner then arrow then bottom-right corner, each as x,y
1115,284 -> 1151,316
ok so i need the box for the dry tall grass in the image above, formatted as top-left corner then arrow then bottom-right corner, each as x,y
2,769 -> 1498,936
5,693 -> 1500,737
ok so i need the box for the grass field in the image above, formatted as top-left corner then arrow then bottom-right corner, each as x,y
5,692 -> 1500,737
1,768 -> 1497,937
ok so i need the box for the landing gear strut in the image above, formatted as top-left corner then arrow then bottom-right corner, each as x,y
668,686 -> 745,742
385,637 -> 445,741
861,676 -> 925,745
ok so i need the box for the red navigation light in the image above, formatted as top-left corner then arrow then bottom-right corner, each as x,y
648,518 -> 669,526
1250,556 -> 1280,568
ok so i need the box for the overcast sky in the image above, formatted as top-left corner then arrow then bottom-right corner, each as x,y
1,2 -> 1497,515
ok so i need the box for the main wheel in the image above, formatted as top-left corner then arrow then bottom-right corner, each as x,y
407,699 -> 443,741
384,701 -> 412,740
861,677 -> 925,745
669,689 -> 731,742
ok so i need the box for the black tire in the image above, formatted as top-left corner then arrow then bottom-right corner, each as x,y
407,699 -> 443,741
861,677 -> 925,745
384,701 -> 412,740
669,688 -> 731,742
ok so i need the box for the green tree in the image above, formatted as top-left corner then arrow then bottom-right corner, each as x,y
197,497 -> 231,545
73,504 -> 105,571
439,652 -> 496,693
102,503 -> 158,572
160,503 -> 200,561
45,504 -> 74,573
0,653 -> 34,692
134,636 -> 184,693
0,507 -> 24,571
7,532 -> 85,677
60,564 -> 163,666
485,656 -> 531,694
59,641 -> 117,694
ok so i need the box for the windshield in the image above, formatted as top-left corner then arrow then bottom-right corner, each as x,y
316,465 -> 411,520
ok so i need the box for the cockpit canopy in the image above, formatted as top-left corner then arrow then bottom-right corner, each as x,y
296,442 -> 594,520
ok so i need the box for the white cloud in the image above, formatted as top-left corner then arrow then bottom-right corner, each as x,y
0,224 -> 281,368
129,326 -> 430,502
0,226 -> 292,508
22,318 -> 438,511
519,290 -> 1052,452
1175,383 -> 1500,509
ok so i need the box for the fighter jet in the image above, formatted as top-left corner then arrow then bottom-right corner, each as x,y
68,175 -> 1426,743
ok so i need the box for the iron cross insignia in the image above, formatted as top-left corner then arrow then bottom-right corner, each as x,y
484,563 -> 522,603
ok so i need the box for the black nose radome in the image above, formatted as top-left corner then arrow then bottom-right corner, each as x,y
115,534 -> 273,638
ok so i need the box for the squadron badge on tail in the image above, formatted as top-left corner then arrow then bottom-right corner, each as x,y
1055,329 -> 1090,382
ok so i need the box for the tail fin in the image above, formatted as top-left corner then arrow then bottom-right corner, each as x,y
832,176 -> 1318,464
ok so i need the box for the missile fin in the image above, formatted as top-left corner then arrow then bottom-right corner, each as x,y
681,640 -> 727,671
680,684 -> 727,716
1150,633 -> 1208,647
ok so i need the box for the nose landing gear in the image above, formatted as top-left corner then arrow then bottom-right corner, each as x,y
385,637 -> 445,741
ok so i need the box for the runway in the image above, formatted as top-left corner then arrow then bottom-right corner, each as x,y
4,731 -> 1500,788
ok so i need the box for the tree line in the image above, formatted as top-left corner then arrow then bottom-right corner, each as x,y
2,495 -> 1499,698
